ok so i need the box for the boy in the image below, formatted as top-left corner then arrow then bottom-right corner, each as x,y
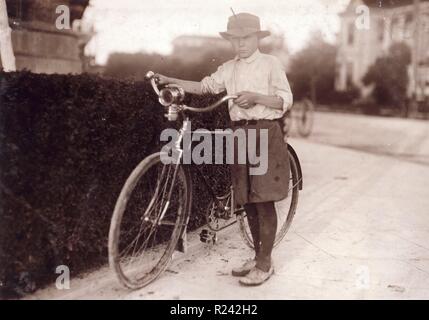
156,12 -> 293,286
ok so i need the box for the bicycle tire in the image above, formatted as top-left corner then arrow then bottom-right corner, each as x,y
108,152 -> 191,289
237,149 -> 300,248
296,98 -> 314,138
206,189 -> 235,232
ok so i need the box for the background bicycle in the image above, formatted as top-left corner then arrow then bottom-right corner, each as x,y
283,98 -> 315,138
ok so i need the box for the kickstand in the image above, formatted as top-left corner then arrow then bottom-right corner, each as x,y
176,226 -> 187,253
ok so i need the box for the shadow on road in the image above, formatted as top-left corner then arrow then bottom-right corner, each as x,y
323,143 -> 429,167
296,112 -> 429,168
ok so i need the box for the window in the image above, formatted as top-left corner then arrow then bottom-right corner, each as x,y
347,22 -> 355,45
405,12 -> 413,24
405,12 -> 414,39
6,0 -> 23,19
378,20 -> 385,41
346,62 -> 354,88
391,16 -> 399,37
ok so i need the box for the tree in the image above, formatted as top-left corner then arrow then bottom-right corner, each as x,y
104,47 -> 235,81
103,33 -> 284,81
0,0 -> 16,71
362,42 -> 411,115
288,32 -> 337,104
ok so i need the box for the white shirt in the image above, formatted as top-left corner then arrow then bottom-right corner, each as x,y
200,49 -> 293,121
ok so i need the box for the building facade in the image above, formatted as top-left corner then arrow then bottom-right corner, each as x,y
336,0 -> 429,100
172,33 -> 290,71
1,0 -> 90,74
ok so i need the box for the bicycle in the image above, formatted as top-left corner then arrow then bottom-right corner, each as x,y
283,98 -> 314,138
108,71 -> 303,289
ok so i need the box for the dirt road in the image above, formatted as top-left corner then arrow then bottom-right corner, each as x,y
27,112 -> 429,299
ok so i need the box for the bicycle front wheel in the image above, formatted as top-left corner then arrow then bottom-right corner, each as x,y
108,152 -> 191,289
237,149 -> 300,248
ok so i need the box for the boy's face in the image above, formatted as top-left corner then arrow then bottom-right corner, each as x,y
229,34 -> 259,59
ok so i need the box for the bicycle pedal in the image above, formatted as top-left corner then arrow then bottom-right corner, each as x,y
200,229 -> 217,244
176,238 -> 186,253
175,230 -> 187,253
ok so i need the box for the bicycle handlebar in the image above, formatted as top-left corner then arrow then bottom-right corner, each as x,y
183,95 -> 237,113
144,71 -> 237,113
145,71 -> 160,96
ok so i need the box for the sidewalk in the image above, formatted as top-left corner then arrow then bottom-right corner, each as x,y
27,126 -> 429,299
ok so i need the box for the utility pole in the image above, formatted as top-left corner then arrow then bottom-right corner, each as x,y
0,0 -> 16,71
411,0 -> 421,116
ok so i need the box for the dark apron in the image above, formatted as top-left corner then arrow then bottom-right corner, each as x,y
230,119 -> 290,206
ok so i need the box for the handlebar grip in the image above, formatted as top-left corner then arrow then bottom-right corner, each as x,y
145,71 -> 161,85
144,71 -> 155,81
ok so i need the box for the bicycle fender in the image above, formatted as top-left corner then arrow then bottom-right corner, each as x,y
176,227 -> 187,253
175,165 -> 192,253
287,144 -> 303,190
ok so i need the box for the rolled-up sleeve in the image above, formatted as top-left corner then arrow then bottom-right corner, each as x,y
270,57 -> 293,114
200,64 -> 226,95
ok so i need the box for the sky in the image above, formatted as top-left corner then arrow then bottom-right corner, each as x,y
82,0 -> 351,64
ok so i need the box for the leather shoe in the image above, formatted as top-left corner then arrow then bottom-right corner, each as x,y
231,259 -> 257,277
239,266 -> 274,286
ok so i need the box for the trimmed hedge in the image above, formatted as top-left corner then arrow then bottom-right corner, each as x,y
0,71 -> 230,298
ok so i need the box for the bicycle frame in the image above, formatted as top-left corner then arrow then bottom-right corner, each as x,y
163,115 -> 251,252
169,117 -> 239,205
144,70 -> 303,251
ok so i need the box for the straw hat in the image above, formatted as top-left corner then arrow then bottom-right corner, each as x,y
219,13 -> 271,40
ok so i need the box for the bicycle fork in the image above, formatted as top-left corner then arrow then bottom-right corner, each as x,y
173,122 -> 190,253
199,185 -> 245,243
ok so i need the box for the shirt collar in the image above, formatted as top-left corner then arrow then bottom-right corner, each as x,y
234,49 -> 261,64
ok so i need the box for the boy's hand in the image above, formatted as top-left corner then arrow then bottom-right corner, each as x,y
235,91 -> 259,109
154,73 -> 171,85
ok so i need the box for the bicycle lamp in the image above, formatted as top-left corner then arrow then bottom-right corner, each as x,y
159,85 -> 185,107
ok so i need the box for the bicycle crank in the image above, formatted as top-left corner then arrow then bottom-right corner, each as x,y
199,229 -> 217,244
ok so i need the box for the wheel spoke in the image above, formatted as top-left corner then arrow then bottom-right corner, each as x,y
238,151 -> 300,248
109,153 -> 189,289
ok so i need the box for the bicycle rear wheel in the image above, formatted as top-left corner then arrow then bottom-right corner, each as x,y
237,149 -> 300,248
108,152 -> 191,289
296,98 -> 314,138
